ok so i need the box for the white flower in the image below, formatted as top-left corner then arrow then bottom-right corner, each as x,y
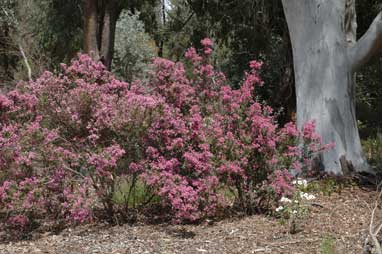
275,206 -> 284,212
294,199 -> 299,203
292,210 -> 297,214
300,192 -> 316,200
280,197 -> 292,203
293,178 -> 307,187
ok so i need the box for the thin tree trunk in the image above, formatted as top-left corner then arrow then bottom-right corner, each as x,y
281,0 -> 382,174
157,0 -> 166,57
100,0 -> 120,70
83,0 -> 99,59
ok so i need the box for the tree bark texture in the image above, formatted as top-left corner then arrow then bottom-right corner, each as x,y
281,0 -> 382,174
100,0 -> 120,70
83,0 -> 121,69
83,0 -> 99,59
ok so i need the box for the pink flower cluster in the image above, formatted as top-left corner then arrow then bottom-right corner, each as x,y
0,40 -> 331,228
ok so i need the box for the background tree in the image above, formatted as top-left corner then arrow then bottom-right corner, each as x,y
281,0 -> 382,174
2,0 -> 382,174
163,0 -> 296,122
83,0 -> 126,69
355,1 -> 382,138
0,0 -> 82,86
113,11 -> 156,82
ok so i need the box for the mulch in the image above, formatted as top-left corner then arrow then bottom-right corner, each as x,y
0,184 -> 379,254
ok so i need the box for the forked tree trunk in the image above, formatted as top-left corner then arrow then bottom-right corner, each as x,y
281,0 -> 382,174
83,0 -> 121,69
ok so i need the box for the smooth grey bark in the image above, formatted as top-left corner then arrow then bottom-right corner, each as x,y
281,0 -> 382,174
349,12 -> 382,72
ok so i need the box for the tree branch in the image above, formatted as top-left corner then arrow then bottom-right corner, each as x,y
364,184 -> 382,254
349,11 -> 382,72
18,43 -> 32,81
2,7 -> 32,81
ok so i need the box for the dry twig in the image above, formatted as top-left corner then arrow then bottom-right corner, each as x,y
364,185 -> 382,254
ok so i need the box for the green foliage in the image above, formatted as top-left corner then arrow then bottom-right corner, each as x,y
32,0 -> 83,66
320,235 -> 336,254
113,11 -> 157,81
125,0 -> 162,48
163,0 -> 199,60
275,180 -> 316,234
319,179 -> 341,197
2,0 -> 382,170
0,0 -> 17,86
356,1 -> 382,138
112,178 -> 158,209
0,0 -> 82,85
362,133 -> 382,168
163,0 -> 295,123
307,178 -> 354,197
0,0 -> 17,24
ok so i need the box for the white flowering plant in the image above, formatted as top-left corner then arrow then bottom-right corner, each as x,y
275,178 -> 316,233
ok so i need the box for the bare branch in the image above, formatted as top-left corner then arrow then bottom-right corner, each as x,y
2,6 -> 32,81
18,44 -> 32,81
61,164 -> 87,179
349,12 -> 382,72
364,186 -> 382,254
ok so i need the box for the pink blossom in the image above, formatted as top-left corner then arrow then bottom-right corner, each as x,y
7,215 -> 29,228
0,47 -> 332,227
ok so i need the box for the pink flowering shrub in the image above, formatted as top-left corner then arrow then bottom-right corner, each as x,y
0,126 -> 93,228
0,91 -> 94,227
0,55 -> 165,227
0,39 -> 331,228
142,41 -> 331,215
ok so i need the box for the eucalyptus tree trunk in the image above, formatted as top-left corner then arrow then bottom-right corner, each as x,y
83,0 -> 99,59
83,0 -> 121,69
100,0 -> 121,70
281,0 -> 382,174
